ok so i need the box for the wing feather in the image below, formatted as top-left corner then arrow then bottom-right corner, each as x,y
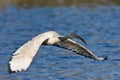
9,35 -> 49,72
54,39 -> 105,60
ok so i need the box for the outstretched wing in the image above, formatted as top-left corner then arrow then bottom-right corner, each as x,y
54,39 -> 106,61
9,35 -> 49,73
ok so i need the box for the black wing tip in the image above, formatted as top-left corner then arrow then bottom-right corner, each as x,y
8,63 -> 24,73
8,70 -> 16,74
8,56 -> 17,74
8,65 -> 15,74
103,56 -> 108,61
8,56 -> 13,74
8,63 -> 16,74
96,56 -> 108,61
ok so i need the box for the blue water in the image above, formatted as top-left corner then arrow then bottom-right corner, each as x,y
0,6 -> 120,80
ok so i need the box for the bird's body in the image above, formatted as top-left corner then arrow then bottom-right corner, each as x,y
9,31 -> 107,73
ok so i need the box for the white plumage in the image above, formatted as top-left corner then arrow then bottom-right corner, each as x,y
9,31 -> 107,73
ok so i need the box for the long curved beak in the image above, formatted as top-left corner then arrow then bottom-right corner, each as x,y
59,33 -> 87,45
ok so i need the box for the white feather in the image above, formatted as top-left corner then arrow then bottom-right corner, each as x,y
9,31 -> 60,72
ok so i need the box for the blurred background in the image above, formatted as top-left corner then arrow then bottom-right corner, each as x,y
0,0 -> 120,80
0,0 -> 120,8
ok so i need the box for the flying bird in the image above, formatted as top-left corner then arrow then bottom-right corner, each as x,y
8,31 -> 107,73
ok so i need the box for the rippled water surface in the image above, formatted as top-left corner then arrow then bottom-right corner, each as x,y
0,6 -> 120,80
